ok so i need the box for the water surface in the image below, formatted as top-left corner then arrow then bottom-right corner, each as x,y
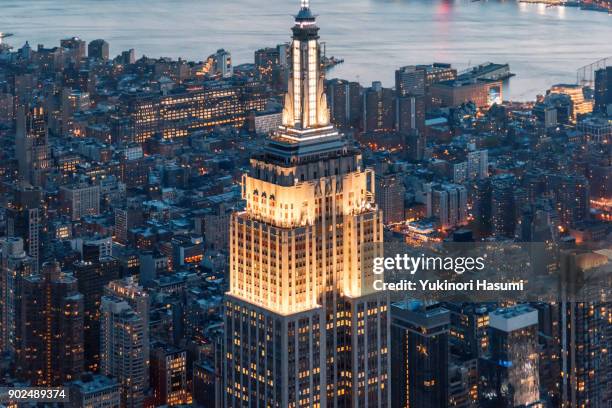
1,0 -> 611,100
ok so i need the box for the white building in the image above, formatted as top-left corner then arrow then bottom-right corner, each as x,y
426,183 -> 468,230
100,296 -> 146,408
60,183 -> 101,221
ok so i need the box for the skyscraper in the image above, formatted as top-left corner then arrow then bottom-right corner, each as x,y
559,252 -> 610,408
19,262 -> 84,386
390,301 -> 450,408
376,173 -> 406,224
491,174 -> 517,238
15,104 -> 50,186
104,277 -> 150,385
327,78 -> 362,128
396,94 -> 425,135
480,305 -> 541,408
224,1 -> 389,406
0,237 -> 34,355
100,295 -> 147,408
594,66 -> 612,115
73,257 -> 121,372
363,81 -> 396,132
6,186 -> 46,271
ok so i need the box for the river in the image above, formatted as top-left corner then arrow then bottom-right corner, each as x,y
1,0 -> 610,100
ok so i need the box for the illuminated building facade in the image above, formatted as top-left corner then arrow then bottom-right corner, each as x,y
480,305 -> 542,408
150,344 -> 191,406
100,295 -> 147,408
395,66 -> 426,97
549,84 -> 594,123
19,262 -> 84,386
104,277 -> 150,386
224,1 -> 390,406
15,104 -> 50,187
123,83 -> 267,143
430,80 -> 502,108
560,252 -> 610,408
376,173 -> 406,225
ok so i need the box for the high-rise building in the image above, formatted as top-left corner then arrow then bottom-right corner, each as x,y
114,206 -> 143,245
376,173 -> 406,224
119,49 -> 136,65
0,237 -> 34,354
448,358 -> 479,408
100,295 -> 147,408
405,130 -> 426,162
559,251 -> 610,408
363,81 -> 395,132
425,183 -> 468,230
255,46 -> 281,81
73,257 -> 121,372
224,2 -> 389,406
472,178 -> 492,237
467,149 -> 488,180
327,78 -> 362,128
104,277 -> 150,385
88,39 -> 110,61
19,262 -> 84,386
418,63 -> 457,88
15,104 -> 50,186
480,305 -> 541,407
6,186 -> 46,271
254,44 -> 289,90
396,95 -> 425,135
594,66 -> 612,115
150,343 -> 191,406
588,143 -> 612,201
552,174 -> 589,229
395,66 -> 426,97
390,301 -> 450,408
490,174 -> 516,238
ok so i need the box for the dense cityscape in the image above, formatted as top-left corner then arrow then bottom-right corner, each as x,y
0,0 -> 611,407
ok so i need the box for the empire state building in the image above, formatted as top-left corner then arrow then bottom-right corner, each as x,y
224,1 -> 390,406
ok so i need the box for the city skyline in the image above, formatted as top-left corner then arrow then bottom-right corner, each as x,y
0,0 -> 610,406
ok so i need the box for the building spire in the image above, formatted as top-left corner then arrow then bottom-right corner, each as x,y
301,0 -> 309,9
